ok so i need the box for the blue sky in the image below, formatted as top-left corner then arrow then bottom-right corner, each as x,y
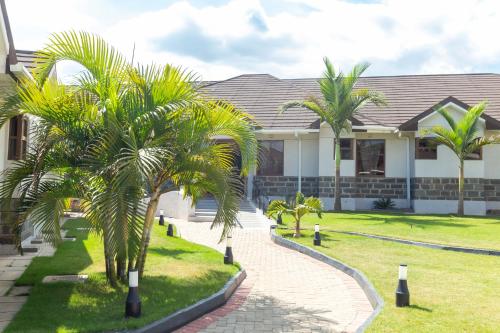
6,0 -> 500,80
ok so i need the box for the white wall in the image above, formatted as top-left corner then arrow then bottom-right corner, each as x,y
415,104 -> 489,178
155,191 -> 195,220
256,132 -> 319,177
484,130 -> 500,179
318,123 -> 355,176
418,104 -> 486,136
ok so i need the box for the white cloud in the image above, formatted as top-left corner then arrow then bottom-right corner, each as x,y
6,0 -> 500,80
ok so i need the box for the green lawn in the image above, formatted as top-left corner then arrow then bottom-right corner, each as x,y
7,218 -> 238,333
278,212 -> 500,333
283,211 -> 500,250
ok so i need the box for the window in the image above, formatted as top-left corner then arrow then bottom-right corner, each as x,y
8,116 -> 28,160
415,138 -> 437,159
466,147 -> 482,160
257,140 -> 284,176
356,139 -> 385,176
334,139 -> 354,160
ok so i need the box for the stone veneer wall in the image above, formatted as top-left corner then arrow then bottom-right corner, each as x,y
253,176 -> 500,202
411,178 -> 500,201
253,176 -> 318,197
318,176 -> 407,199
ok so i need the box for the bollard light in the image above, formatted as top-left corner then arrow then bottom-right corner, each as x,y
276,214 -> 283,225
395,264 -> 410,307
313,224 -> 321,246
224,235 -> 233,265
159,209 -> 165,226
167,223 -> 174,237
125,269 -> 141,318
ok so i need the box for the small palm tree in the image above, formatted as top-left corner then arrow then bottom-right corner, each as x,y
282,57 -> 385,211
424,102 -> 500,216
266,192 -> 323,238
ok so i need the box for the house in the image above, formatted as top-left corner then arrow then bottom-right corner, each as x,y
0,0 -> 49,253
202,73 -> 500,216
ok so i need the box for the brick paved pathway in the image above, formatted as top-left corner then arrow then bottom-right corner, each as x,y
173,219 -> 373,333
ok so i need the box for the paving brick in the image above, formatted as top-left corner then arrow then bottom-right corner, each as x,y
173,218 -> 373,333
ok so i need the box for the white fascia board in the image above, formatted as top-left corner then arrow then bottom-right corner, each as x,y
352,125 -> 397,132
418,101 -> 485,125
254,129 -> 320,134
10,63 -> 34,81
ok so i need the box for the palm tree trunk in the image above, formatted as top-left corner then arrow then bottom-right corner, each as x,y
458,159 -> 465,216
294,218 -> 301,238
103,226 -> 117,286
135,190 -> 161,278
334,138 -> 342,211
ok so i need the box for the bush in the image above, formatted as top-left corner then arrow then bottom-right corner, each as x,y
373,198 -> 395,210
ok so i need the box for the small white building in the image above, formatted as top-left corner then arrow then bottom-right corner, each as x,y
0,0 -> 50,252
202,73 -> 500,216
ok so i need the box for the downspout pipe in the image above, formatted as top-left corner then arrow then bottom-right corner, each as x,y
405,136 -> 411,208
295,130 -> 302,194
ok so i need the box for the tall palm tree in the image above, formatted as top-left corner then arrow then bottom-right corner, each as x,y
0,31 -> 257,284
282,57 -> 385,210
423,102 -> 500,216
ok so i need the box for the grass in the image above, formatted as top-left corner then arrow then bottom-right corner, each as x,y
284,211 -> 500,250
7,218 -> 238,333
278,213 -> 500,332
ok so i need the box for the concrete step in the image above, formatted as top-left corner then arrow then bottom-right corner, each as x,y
0,244 -> 17,255
0,234 -> 15,245
195,209 -> 217,214
21,247 -> 38,253
190,215 -> 215,222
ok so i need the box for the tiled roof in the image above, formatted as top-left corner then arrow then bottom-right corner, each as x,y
202,73 -> 500,130
15,50 -> 47,71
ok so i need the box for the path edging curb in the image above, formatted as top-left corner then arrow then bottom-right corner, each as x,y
336,231 -> 500,256
270,229 -> 383,333
133,269 -> 247,333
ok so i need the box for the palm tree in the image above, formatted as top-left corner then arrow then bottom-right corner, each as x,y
423,102 -> 500,216
0,31 -> 257,284
282,57 -> 385,211
266,192 -> 323,237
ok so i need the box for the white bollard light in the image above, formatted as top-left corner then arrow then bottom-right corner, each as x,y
313,224 -> 321,246
125,269 -> 141,317
395,264 -> 410,307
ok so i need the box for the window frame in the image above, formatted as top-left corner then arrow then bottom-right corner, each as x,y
465,147 -> 483,160
415,138 -> 438,160
8,115 -> 28,161
334,138 -> 354,160
257,140 -> 284,176
355,139 -> 386,177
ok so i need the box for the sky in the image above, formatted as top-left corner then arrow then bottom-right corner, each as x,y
6,0 -> 500,81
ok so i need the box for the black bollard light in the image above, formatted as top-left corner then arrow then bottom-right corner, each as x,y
167,223 -> 174,237
395,264 -> 410,307
313,224 -> 321,246
159,209 -> 165,226
276,213 -> 283,225
125,269 -> 141,318
223,234 -> 233,265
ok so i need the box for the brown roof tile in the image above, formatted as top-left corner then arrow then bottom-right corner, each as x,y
202,73 -> 500,130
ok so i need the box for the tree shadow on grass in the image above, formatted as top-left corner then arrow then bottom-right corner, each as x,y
5,270 -> 234,333
147,247 -> 198,259
409,304 -> 433,312
327,212 -> 474,229
16,218 -> 94,285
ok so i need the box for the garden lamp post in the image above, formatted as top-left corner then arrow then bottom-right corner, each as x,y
313,224 -> 321,246
224,234 -> 233,264
167,223 -> 174,237
395,264 -> 410,307
125,269 -> 141,318
159,209 -> 165,226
